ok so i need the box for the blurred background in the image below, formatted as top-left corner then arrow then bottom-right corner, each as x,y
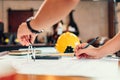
0,0 -> 120,51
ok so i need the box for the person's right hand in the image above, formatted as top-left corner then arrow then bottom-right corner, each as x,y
74,43 -> 104,59
17,22 -> 37,46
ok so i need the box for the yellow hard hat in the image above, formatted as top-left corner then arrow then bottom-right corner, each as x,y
55,32 -> 80,53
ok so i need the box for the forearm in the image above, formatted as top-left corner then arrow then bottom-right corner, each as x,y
99,32 -> 120,56
30,0 -> 79,30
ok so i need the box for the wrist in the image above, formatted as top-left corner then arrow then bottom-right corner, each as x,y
26,17 -> 43,34
97,47 -> 108,57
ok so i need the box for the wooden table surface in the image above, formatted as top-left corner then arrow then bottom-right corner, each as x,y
15,74 -> 91,80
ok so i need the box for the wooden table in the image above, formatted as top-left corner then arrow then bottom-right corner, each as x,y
15,74 -> 91,80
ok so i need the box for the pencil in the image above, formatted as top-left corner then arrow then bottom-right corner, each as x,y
83,37 -> 99,48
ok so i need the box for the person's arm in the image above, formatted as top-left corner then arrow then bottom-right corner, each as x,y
75,32 -> 120,59
98,32 -> 120,56
17,0 -> 79,46
31,0 -> 79,30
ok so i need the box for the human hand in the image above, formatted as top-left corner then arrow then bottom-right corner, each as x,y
74,43 -> 104,59
17,22 -> 37,46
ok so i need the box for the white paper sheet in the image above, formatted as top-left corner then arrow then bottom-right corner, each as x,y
11,57 -> 119,78
19,47 -> 58,54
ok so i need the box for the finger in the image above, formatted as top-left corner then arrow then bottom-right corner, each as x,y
18,35 -> 26,46
81,43 -> 88,48
77,53 -> 87,59
83,54 -> 96,59
74,45 -> 82,53
74,45 -> 79,52
20,38 -> 28,46
24,35 -> 30,43
20,35 -> 30,46
75,48 -> 89,58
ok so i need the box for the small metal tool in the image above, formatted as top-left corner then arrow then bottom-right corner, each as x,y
28,34 -> 35,61
28,44 -> 35,61
28,30 -> 44,61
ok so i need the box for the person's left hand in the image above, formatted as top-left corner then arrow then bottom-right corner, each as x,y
17,22 -> 37,46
